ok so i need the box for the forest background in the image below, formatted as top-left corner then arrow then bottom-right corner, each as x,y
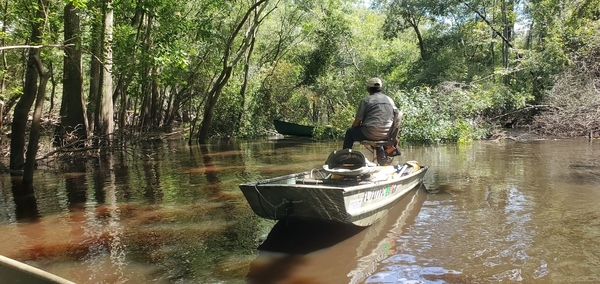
0,0 -> 599,180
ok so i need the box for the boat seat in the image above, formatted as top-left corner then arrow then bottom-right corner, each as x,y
360,110 -> 403,165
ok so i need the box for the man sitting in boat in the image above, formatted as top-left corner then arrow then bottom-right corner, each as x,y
342,77 -> 400,164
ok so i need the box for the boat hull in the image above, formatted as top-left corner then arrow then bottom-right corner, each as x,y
0,255 -> 75,284
273,120 -> 314,137
239,165 -> 428,226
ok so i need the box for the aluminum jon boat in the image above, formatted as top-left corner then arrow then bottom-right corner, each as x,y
239,149 -> 428,226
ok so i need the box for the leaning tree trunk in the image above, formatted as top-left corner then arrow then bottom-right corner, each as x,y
236,31 -> 256,134
197,68 -> 232,142
196,0 -> 270,143
10,0 -> 47,172
55,2 -> 88,147
24,55 -> 49,182
409,17 -> 426,60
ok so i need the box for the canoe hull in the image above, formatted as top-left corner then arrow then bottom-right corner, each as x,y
239,165 -> 428,226
273,120 -> 314,137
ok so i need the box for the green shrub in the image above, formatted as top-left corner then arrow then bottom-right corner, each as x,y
392,85 -> 497,144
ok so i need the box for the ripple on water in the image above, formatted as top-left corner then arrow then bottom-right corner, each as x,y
365,261 -> 462,284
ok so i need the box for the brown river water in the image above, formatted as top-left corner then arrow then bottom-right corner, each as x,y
1,137 -> 599,283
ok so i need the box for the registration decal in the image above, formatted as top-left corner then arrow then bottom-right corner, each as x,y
363,187 -> 389,202
348,197 -> 362,211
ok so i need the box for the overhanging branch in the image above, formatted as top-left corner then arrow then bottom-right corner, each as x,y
0,44 -> 73,51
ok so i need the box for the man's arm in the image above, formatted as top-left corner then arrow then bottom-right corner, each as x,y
351,118 -> 361,127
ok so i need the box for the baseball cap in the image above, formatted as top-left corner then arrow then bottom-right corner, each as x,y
367,77 -> 383,87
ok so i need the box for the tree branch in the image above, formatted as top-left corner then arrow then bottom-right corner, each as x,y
464,2 -> 521,58
0,44 -> 74,51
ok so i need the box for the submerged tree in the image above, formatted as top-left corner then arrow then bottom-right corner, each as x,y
10,0 -> 49,173
97,0 -> 114,145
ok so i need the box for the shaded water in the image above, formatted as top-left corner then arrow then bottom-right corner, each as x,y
1,137 -> 600,283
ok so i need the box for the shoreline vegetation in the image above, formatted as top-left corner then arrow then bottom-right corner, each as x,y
0,0 -> 598,178
0,121 -> 595,175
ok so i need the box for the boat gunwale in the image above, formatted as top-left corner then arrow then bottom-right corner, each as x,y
240,166 -> 428,192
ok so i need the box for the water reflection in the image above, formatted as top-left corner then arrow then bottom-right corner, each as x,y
247,219 -> 366,283
0,140 -> 278,283
1,138 -> 600,283
247,187 -> 430,284
11,177 -> 40,222
199,144 -> 221,196
256,218 -> 366,255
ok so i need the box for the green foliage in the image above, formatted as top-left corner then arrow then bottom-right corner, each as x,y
313,102 -> 355,140
67,0 -> 87,9
300,3 -> 351,86
1,0 -> 598,144
0,0 -> 26,103
239,60 -> 304,137
393,84 -> 512,144
211,88 -> 243,138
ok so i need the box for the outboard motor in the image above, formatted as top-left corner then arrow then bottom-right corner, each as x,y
325,149 -> 367,169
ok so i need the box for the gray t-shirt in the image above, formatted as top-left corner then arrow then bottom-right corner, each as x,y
355,92 -> 396,140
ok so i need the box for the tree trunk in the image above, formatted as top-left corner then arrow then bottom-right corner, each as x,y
163,86 -> 176,126
151,77 -> 161,127
501,0 -> 513,85
139,84 -> 150,129
1,0 -> 8,95
138,15 -> 156,130
115,77 -> 127,130
55,2 -> 88,147
98,0 -> 114,145
88,10 -> 103,134
10,0 -> 47,172
48,62 -> 56,116
197,67 -> 232,142
409,16 -> 426,60
0,101 -> 3,138
196,0 -> 270,142
24,55 -> 49,182
237,34 -> 256,133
